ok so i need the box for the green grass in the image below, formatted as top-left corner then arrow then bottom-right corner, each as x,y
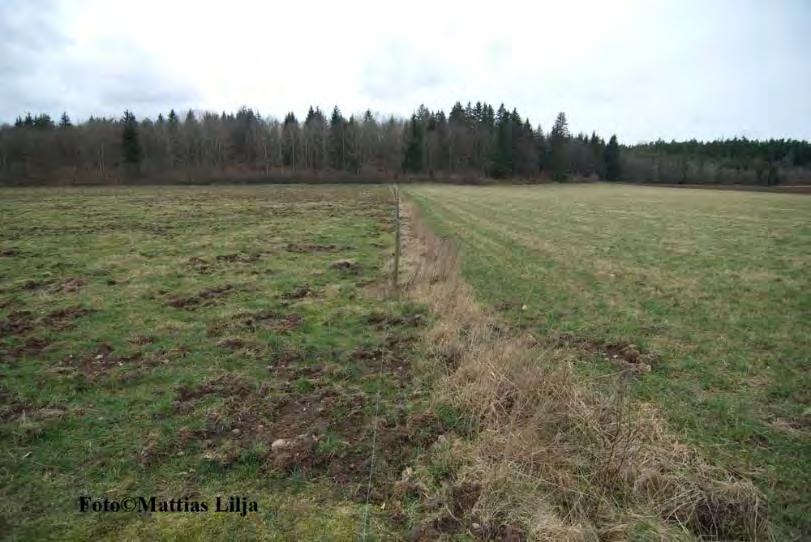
407,183 -> 811,540
0,185 -> 441,540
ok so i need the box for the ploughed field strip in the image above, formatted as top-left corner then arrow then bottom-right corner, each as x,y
407,183 -> 811,540
0,186 -> 446,539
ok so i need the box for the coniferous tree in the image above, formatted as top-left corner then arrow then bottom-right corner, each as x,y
4,100 -> 809,186
604,135 -> 621,180
281,112 -> 300,169
402,114 -> 423,173
59,112 -> 72,128
488,104 -> 513,178
328,106 -> 346,170
121,110 -> 142,172
549,112 -> 570,181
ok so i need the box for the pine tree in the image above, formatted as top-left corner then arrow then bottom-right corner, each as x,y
604,135 -> 621,180
121,110 -> 142,171
59,112 -> 72,128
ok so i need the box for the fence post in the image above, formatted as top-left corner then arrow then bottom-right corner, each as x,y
391,184 -> 400,297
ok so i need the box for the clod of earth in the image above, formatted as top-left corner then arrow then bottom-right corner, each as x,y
237,310 -> 303,333
167,284 -> 235,309
43,306 -> 92,330
216,253 -> 261,263
280,285 -> 312,300
51,277 -> 87,293
0,310 -> 34,335
555,333 -> 657,375
61,343 -> 144,376
285,243 -> 338,253
187,256 -> 212,274
330,259 -> 362,273
1,335 -> 51,362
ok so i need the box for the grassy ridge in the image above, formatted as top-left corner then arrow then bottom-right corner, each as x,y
407,183 -> 811,539
0,186 -> 443,540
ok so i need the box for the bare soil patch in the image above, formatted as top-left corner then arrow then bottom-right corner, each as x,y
51,277 -> 87,294
555,332 -> 657,375
216,252 -> 261,264
0,310 -> 34,335
330,259 -> 362,274
187,256 -> 212,274
237,309 -> 303,333
43,306 -> 92,330
280,284 -> 312,300
167,284 -> 235,310
285,242 -> 338,253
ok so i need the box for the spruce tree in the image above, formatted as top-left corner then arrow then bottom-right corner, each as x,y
402,115 -> 423,173
329,106 -> 346,170
604,134 -> 621,181
121,110 -> 142,172
59,112 -> 72,128
549,112 -> 570,181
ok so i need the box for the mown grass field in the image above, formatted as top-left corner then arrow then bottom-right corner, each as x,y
408,183 -> 811,540
0,186 -> 459,540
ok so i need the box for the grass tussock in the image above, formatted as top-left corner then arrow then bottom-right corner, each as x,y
401,201 -> 770,541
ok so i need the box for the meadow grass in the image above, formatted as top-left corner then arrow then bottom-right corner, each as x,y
407,183 -> 810,539
0,185 -> 444,540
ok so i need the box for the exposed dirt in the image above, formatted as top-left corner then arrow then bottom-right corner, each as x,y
330,259 -> 362,274
280,285 -> 312,300
236,309 -> 303,334
351,340 -> 412,385
60,342 -> 190,379
19,278 -> 54,291
1,336 -> 51,363
285,242 -> 338,253
175,374 -> 254,405
409,481 -> 525,542
495,299 -> 524,312
555,332 -> 657,375
366,310 -> 426,330
1,306 -> 90,337
187,256 -> 213,274
167,284 -> 235,310
0,310 -> 34,335
0,388 -> 36,423
129,335 -> 156,346
206,309 -> 301,337
43,306 -> 92,330
450,482 -> 481,518
51,277 -> 87,294
60,342 -> 144,376
215,337 -> 263,355
216,252 -> 261,264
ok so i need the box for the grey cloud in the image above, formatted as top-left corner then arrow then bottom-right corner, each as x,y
0,1 -> 199,122
362,40 -> 451,102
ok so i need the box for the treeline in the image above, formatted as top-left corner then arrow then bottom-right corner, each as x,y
0,103 -> 620,185
1,104 -> 808,186
623,138 -> 811,186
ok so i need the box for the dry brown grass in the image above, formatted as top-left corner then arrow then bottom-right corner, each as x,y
400,200 -> 770,541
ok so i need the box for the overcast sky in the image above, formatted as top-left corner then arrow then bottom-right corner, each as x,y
1,0 -> 809,142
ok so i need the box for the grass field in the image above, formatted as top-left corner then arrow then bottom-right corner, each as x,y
2,183 -> 808,540
407,183 -> 811,539
0,186 -> 459,540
